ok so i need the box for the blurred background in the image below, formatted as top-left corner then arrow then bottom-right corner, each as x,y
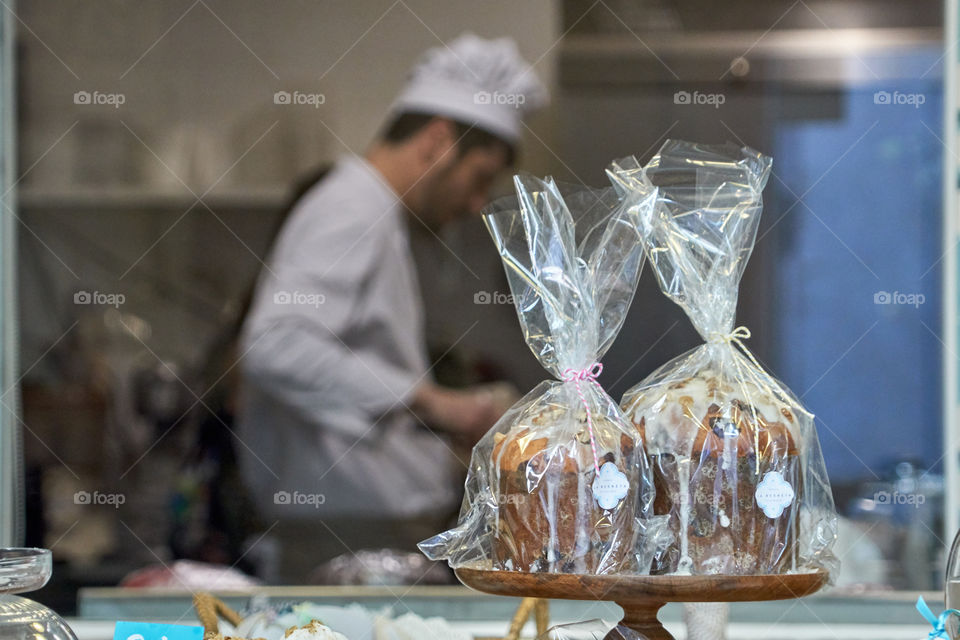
1,0 -> 949,610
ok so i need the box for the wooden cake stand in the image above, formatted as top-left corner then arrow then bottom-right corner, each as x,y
456,567 -> 829,640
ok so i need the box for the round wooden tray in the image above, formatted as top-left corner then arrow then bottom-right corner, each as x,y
456,567 -> 829,640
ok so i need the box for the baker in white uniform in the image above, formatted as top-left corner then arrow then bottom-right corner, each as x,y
237,34 -> 547,581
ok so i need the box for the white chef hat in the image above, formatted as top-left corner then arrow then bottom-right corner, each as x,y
390,33 -> 549,144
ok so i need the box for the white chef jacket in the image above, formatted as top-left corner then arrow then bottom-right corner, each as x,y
237,155 -> 459,520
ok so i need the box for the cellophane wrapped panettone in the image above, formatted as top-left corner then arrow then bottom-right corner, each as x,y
419,174 -> 658,574
608,140 -> 838,578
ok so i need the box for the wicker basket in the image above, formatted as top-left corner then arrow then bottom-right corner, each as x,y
193,593 -> 244,638
504,598 -> 550,640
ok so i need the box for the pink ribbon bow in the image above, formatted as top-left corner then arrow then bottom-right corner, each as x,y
562,363 -> 604,474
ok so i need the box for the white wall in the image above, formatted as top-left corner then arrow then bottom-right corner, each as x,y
18,0 -> 560,193
15,0 -> 561,370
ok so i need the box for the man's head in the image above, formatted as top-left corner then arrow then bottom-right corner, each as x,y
375,112 -> 514,227
371,33 -> 547,227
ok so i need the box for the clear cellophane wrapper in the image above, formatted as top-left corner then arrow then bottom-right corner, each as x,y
419,175 -> 659,574
609,140 -> 838,578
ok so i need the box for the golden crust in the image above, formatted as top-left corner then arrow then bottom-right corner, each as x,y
628,375 -> 799,459
285,621 -> 333,638
492,427 -> 552,470
492,414 -> 635,474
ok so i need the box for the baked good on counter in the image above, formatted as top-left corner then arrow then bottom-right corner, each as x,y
606,139 -> 837,579
374,612 -> 471,640
416,170 -> 658,576
284,621 -> 347,640
490,402 -> 639,574
623,372 -> 800,575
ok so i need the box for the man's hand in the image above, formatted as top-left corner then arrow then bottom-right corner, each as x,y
411,382 -> 514,445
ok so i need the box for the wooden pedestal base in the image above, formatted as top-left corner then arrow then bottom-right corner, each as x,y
456,568 -> 829,640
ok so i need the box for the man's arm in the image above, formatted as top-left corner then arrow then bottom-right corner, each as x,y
242,314 -> 421,421
241,196 -> 503,443
243,316 -> 504,443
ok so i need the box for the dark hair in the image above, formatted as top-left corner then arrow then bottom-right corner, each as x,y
380,112 -> 516,166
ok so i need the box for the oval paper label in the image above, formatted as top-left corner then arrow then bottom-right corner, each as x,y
592,462 -> 629,510
755,471 -> 795,518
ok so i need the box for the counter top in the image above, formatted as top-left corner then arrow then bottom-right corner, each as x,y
66,619 -> 931,640
75,586 -> 938,639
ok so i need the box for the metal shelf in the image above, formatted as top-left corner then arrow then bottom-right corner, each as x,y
17,187 -> 288,212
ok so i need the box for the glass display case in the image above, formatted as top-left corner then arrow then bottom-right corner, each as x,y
945,0 -> 960,554
0,548 -> 76,640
